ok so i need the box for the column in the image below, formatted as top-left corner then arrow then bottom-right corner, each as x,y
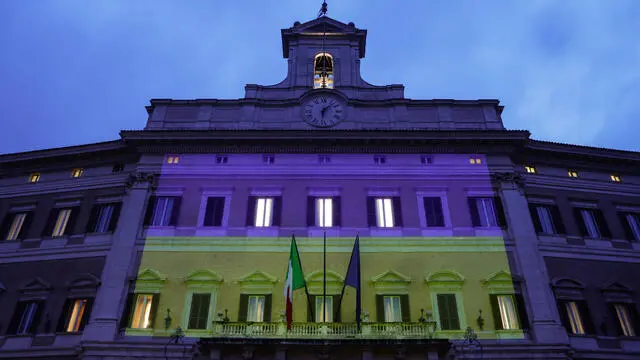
81,173 -> 155,341
492,173 -> 568,344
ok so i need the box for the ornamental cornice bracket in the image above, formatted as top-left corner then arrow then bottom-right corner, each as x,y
490,172 -> 525,193
125,172 -> 157,192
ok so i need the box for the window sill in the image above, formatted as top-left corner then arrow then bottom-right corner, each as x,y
369,228 -> 403,237
495,329 -> 527,339
247,227 -> 279,237
195,227 -> 228,237
123,328 -> 154,336
144,227 -> 177,237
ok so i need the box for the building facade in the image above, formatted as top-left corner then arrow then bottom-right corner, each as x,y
0,15 -> 639,360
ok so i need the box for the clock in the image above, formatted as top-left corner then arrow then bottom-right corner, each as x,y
302,95 -> 344,128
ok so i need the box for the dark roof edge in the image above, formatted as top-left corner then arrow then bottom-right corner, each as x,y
147,98 -> 501,106
0,139 -> 126,163
528,139 -> 640,160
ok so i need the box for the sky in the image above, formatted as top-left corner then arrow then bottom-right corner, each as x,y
1,0 -> 639,154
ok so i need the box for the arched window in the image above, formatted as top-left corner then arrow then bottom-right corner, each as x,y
314,53 -> 334,89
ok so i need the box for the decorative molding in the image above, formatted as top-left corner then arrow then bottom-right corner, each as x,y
371,270 -> 411,294
490,172 -> 524,189
481,270 -> 519,294
125,172 -> 157,192
185,269 -> 223,287
20,277 -> 52,294
133,268 -> 167,293
67,273 -> 101,289
305,269 -> 344,295
236,270 -> 278,294
425,270 -> 465,291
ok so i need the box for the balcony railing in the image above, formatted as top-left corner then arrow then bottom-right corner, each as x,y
210,321 -> 437,339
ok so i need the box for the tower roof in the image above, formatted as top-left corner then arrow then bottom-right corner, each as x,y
281,16 -> 367,58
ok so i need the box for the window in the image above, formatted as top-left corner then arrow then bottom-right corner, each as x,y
469,197 -> 506,228
71,168 -> 84,178
60,298 -> 92,333
420,155 -> 433,165
87,203 -> 121,233
318,155 -> 331,164
613,303 -> 636,337
28,173 -> 40,183
383,296 -> 402,322
203,197 -> 225,227
8,301 -> 43,335
112,164 -> 124,173
568,170 -> 578,178
188,293 -> 211,330
423,197 -> 445,227
367,197 -> 401,228
492,295 -> 520,330
611,174 -> 621,183
313,52 -> 334,89
131,294 -> 155,329
239,294 -> 272,323
52,208 -> 73,237
255,197 -> 274,227
166,156 -> 179,164
375,198 -> 394,228
263,155 -> 275,164
524,166 -> 536,174
529,204 -> 565,235
620,212 -> 640,241
469,157 -> 482,165
247,296 -> 265,322
2,212 -> 30,241
574,208 -> 610,238
216,155 -> 228,164
563,301 -> 586,335
373,155 -> 386,165
315,296 -> 333,323
437,294 -> 461,330
145,196 -> 181,227
316,198 -> 333,228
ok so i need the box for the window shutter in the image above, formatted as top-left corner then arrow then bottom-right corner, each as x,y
556,300 -> 571,333
56,299 -> 74,332
468,198 -> 481,227
119,293 -> 134,330
375,295 -> 385,322
0,213 -> 14,240
263,294 -> 272,322
29,301 -> 44,334
550,206 -> 566,234
168,197 -> 181,226
143,196 -> 156,226
238,295 -> 249,322
493,197 -> 507,228
630,303 -> 640,336
392,197 -> 403,227
333,197 -> 342,227
608,303 -> 622,336
308,295 -> 316,322
489,295 -> 503,330
515,294 -> 529,330
64,207 -> 80,236
85,205 -> 101,233
528,204 -> 543,233
246,197 -> 257,226
423,197 -> 438,227
42,208 -> 59,237
204,197 -> 225,227
400,295 -> 410,323
7,302 -> 27,335
147,294 -> 160,329
213,198 -> 225,226
307,196 -> 316,227
333,295 -> 341,322
18,212 -> 34,240
79,298 -> 94,331
593,209 -> 611,238
188,294 -> 211,329
108,203 -> 122,232
366,197 -> 377,227
573,208 -> 588,236
577,300 -> 595,335
272,197 -> 282,227
618,213 -> 635,241
204,197 -> 216,226
437,294 -> 460,330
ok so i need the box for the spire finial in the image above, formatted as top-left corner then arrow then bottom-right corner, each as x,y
318,1 -> 328,17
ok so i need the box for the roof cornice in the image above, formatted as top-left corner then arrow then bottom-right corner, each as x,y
0,140 -> 127,164
527,139 -> 640,162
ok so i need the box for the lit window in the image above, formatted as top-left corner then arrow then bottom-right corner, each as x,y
525,166 -> 536,174
497,295 -> 520,330
188,293 -> 211,330
611,175 -> 621,182
255,197 -> 274,227
316,198 -> 333,228
318,155 -> 331,164
71,168 -> 84,178
166,156 -> 179,164
52,208 -> 72,237
247,296 -> 265,322
568,170 -> 578,178
28,173 -> 40,183
579,209 -> 601,238
216,155 -> 228,164
263,155 -> 275,164
469,157 -> 482,165
614,303 -> 636,337
420,156 -> 433,165
131,294 -> 154,329
151,197 -> 175,227
383,296 -> 402,322
5,213 -> 27,241
313,53 -> 334,89
374,155 -> 386,165
564,301 -> 585,335
315,296 -> 333,323
375,198 -> 394,228
15,301 -> 40,335
65,299 -> 88,332
475,198 -> 498,227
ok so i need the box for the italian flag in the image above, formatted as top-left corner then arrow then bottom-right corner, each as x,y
284,236 -> 306,330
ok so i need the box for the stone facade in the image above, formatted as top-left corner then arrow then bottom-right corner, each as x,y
0,14 -> 639,360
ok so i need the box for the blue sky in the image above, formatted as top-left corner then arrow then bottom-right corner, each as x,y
1,0 -> 639,154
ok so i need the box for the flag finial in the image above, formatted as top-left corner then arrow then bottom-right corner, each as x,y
318,1 -> 328,17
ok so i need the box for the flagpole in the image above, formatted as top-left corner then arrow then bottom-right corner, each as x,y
323,231 -> 327,323
292,234 -> 315,324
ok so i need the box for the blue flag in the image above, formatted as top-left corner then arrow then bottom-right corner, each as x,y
343,235 -> 361,328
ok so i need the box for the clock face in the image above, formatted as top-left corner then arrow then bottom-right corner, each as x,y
302,96 -> 344,128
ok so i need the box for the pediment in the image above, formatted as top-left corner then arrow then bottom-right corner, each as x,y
482,270 -> 520,285
185,269 -> 223,284
425,270 -> 465,284
292,16 -> 355,35
371,270 -> 411,284
600,281 -> 633,293
237,270 -> 278,285
136,268 -> 167,283
551,278 -> 584,289
67,273 -> 101,289
306,269 -> 344,284
21,277 -> 51,293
